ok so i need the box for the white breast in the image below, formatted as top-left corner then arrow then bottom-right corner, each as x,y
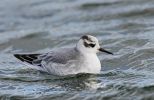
79,54 -> 101,74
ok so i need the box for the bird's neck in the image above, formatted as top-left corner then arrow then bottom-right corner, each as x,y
82,52 -> 97,57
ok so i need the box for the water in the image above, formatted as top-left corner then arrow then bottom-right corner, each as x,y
0,0 -> 154,99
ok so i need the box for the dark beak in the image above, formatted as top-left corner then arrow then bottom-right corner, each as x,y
99,48 -> 113,55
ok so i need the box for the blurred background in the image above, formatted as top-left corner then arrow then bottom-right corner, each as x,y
0,0 -> 154,99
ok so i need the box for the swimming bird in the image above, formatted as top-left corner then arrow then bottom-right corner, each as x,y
14,35 -> 113,76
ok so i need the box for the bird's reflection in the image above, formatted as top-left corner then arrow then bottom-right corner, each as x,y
48,73 -> 102,91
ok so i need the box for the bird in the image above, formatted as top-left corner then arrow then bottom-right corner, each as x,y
14,35 -> 113,76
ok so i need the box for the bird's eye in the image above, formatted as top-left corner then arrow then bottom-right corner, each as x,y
89,43 -> 96,48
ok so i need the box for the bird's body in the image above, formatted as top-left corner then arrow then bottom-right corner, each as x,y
14,35 -> 113,76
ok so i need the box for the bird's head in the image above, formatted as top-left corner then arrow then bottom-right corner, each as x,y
76,35 -> 113,55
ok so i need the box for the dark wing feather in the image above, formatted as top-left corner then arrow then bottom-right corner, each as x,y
14,53 -> 69,67
14,48 -> 79,67
14,54 -> 42,66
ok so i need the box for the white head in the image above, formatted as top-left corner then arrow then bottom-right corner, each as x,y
76,35 -> 113,55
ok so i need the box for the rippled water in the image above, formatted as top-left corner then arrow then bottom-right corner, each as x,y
0,0 -> 154,99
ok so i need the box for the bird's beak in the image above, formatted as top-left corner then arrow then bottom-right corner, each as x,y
99,48 -> 113,55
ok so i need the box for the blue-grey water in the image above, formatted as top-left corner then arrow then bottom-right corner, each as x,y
0,0 -> 154,100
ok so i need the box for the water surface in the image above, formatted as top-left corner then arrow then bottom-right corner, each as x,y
0,0 -> 154,99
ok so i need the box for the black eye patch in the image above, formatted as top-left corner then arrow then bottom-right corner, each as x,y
89,43 -> 96,48
84,42 -> 96,48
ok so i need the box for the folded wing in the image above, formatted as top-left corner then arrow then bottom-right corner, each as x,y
14,48 -> 79,75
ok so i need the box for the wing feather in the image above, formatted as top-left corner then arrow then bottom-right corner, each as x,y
14,48 -> 80,74
14,52 -> 73,66
14,54 -> 41,65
